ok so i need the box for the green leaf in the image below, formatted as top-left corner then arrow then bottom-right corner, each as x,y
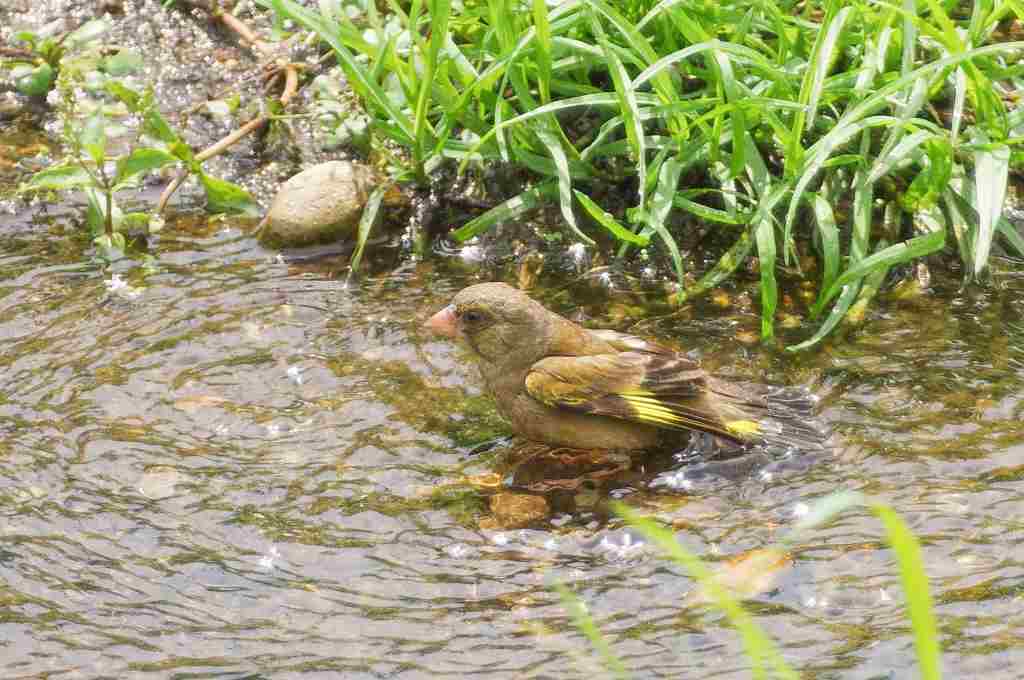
676,229 -> 754,305
618,505 -> 800,680
869,503 -> 943,680
592,13 -> 645,205
452,181 -> 558,242
168,141 -> 195,166
536,127 -> 592,245
263,0 -> 415,143
23,164 -> 95,191
348,184 -> 388,277
532,0 -> 553,104
554,583 -> 629,680
817,230 -> 946,312
121,212 -> 152,230
14,30 -> 39,45
749,183 -> 789,340
972,143 -> 1010,279
754,211 -> 777,340
14,62 -> 55,97
998,216 -> 1024,259
81,108 -> 107,167
642,157 -> 686,287
784,41 -> 1024,247
106,81 -> 143,110
786,282 -> 860,352
114,148 -> 178,186
84,186 -> 119,237
866,129 -> 933,185
574,190 -> 649,246
673,195 -> 751,225
411,0 -> 450,177
102,49 -> 144,75
199,173 -> 260,216
801,6 -> 852,137
810,193 -> 840,297
144,107 -> 181,146
901,139 -> 953,212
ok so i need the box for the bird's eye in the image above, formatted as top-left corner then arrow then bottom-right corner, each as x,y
462,309 -> 485,324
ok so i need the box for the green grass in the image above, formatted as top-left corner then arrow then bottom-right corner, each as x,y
260,0 -> 1024,349
555,492 -> 942,679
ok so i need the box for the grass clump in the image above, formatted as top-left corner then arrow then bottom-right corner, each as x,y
261,0 -> 1023,348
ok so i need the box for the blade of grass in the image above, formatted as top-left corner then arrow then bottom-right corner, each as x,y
583,0 -> 687,136
972,143 -> 1010,279
553,583 -> 629,680
631,40 -> 774,90
866,129 -> 934,184
673,194 -> 752,225
536,127 -> 594,244
997,216 -> 1024,258
815,230 -> 945,313
642,157 -> 686,287
591,13 -> 646,207
749,183 -> 789,340
810,193 -> 840,296
843,241 -> 892,326
411,0 -> 451,180
806,5 -> 852,133
575,190 -> 650,246
451,181 -> 558,241
787,282 -> 861,351
869,503 -> 943,680
617,505 -> 800,680
347,184 -> 388,278
783,41 -> 1024,244
532,0 -> 553,104
676,229 -> 754,305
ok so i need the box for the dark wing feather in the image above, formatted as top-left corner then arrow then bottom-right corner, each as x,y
524,351 -> 755,440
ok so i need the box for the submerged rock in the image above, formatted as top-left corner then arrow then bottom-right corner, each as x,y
259,160 -> 377,248
488,492 -> 549,529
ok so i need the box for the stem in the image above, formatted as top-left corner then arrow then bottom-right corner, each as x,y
96,159 -> 113,236
157,65 -> 299,213
105,186 -> 113,236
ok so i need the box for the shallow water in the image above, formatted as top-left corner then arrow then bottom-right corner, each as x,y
2,195 -> 1024,679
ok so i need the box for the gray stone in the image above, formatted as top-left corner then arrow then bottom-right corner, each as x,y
259,160 -> 377,248
0,94 -> 25,121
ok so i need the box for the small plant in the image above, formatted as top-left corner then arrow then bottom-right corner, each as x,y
19,58 -> 258,262
3,18 -> 112,96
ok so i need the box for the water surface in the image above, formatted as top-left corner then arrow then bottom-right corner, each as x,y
2,200 -> 1024,679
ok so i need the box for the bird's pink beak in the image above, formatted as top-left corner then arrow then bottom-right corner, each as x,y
424,304 -> 458,338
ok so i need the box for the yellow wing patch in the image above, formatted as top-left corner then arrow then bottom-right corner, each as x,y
621,393 -> 685,426
725,419 -> 761,437
619,392 -> 735,437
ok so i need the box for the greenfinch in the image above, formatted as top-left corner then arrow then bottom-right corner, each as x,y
425,282 -> 827,453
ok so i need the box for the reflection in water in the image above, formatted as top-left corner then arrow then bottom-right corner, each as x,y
1,205 -> 1024,678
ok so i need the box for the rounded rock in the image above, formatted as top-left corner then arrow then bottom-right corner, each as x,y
259,160 -> 378,248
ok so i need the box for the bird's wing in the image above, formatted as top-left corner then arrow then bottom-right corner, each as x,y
525,351 -> 759,440
586,329 -> 677,355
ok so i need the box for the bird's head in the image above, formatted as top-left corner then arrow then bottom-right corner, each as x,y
424,282 -> 555,368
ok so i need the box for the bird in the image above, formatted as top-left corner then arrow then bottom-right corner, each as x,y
424,282 -> 828,454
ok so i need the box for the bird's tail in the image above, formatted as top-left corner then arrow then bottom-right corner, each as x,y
708,378 -> 831,455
